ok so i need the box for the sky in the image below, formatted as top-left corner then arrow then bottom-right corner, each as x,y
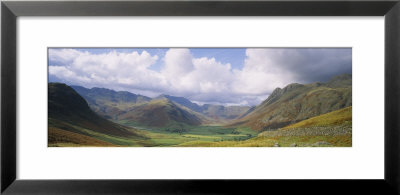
48,48 -> 352,106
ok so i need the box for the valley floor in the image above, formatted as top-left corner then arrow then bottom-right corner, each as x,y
49,122 -> 352,147
49,106 -> 352,147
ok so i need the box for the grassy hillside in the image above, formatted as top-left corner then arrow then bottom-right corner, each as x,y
157,94 -> 203,112
48,127 -> 116,147
181,107 -> 352,147
48,83 -> 147,146
178,135 -> 351,147
49,73 -> 352,147
252,107 -> 352,147
117,99 -> 203,127
283,106 -> 352,129
229,74 -> 352,131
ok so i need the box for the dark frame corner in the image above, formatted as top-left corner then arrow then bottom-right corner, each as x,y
1,0 -> 400,194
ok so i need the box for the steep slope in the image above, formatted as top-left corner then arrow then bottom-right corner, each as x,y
49,83 -> 143,145
283,106 -> 352,129
230,74 -> 352,131
71,86 -> 151,119
117,98 -> 203,127
237,106 -> 256,119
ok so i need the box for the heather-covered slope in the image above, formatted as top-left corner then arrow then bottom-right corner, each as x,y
48,83 -> 145,146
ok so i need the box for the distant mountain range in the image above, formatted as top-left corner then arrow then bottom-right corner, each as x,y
60,73 -> 351,131
71,85 -> 252,125
71,86 -> 151,119
49,73 -> 352,146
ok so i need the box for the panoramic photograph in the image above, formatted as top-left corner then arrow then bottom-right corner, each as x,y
48,48 -> 352,147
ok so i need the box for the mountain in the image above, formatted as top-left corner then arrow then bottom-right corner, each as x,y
156,95 -> 251,120
73,86 -> 251,122
117,98 -> 203,127
156,94 -> 203,112
71,86 -> 151,119
229,74 -> 352,131
48,83 -> 143,146
237,106 -> 256,119
201,104 -> 252,120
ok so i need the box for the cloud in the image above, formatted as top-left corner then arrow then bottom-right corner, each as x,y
163,48 -> 194,78
49,49 -> 165,93
49,49 -> 80,66
49,48 -> 351,106
231,48 -> 351,98
241,48 -> 352,84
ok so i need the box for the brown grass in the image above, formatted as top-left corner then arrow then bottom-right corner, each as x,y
48,127 -> 116,147
283,106 -> 352,129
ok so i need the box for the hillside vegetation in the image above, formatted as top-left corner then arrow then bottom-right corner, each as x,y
72,86 -> 251,123
182,105 -> 352,147
48,127 -> 116,147
229,74 -> 352,131
71,85 -> 151,120
49,83 -> 148,146
49,74 -> 352,147
117,99 -> 203,127
283,106 -> 352,129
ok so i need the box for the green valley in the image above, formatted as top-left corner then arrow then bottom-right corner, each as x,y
49,73 -> 352,147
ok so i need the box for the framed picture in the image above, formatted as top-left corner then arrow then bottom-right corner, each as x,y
47,47 -> 352,148
2,0 -> 399,194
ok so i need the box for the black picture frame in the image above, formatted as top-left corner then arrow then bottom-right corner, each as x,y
1,0 -> 400,194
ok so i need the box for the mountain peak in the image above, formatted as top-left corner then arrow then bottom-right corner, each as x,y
232,73 -> 352,131
155,94 -> 203,113
283,83 -> 303,91
326,73 -> 352,88
149,98 -> 174,106
48,83 -> 137,137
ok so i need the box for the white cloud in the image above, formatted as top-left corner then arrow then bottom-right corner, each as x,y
49,49 -> 166,95
49,66 -> 91,83
49,48 -> 351,106
232,49 -> 297,95
159,49 -> 235,98
48,48 -> 81,65
163,48 -> 194,78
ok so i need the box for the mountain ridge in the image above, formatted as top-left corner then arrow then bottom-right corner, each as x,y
72,86 -> 251,122
117,98 -> 203,127
229,74 -> 352,131
48,83 -> 143,145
